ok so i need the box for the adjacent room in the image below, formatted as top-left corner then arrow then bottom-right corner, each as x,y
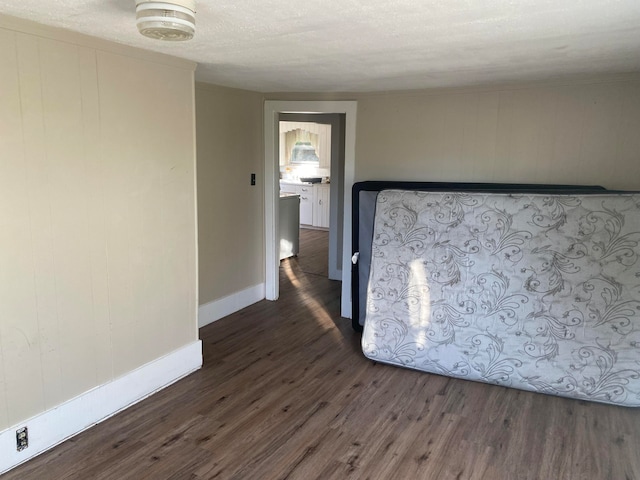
1,1 -> 640,478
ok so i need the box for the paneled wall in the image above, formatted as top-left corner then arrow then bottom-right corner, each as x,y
195,83 -> 264,304
354,78 -> 640,189
265,75 -> 640,190
0,17 -> 198,430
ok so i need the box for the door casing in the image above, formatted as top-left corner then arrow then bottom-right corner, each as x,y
264,100 -> 357,318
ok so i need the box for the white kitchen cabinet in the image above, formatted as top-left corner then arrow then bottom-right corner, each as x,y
313,184 -> 330,228
279,181 -> 330,229
296,184 -> 314,225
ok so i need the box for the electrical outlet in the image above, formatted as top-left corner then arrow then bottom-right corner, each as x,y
16,427 -> 28,452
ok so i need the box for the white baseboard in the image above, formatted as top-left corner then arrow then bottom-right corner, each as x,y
198,283 -> 265,328
0,340 -> 202,475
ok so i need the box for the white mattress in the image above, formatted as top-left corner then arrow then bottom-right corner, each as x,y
362,190 -> 640,407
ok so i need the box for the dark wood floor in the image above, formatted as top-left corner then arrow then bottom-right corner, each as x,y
296,227 -> 329,277
4,229 -> 640,479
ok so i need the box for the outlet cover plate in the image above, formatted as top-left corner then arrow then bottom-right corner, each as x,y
16,427 -> 28,452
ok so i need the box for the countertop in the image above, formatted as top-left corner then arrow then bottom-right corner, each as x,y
280,179 -> 330,186
280,180 -> 314,186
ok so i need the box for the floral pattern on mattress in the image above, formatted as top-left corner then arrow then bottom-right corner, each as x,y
362,190 -> 640,406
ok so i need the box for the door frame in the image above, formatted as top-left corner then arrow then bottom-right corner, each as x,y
279,113 -> 342,281
264,100 -> 357,318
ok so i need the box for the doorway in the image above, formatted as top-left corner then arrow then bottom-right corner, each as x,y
278,113 -> 342,281
264,101 -> 357,318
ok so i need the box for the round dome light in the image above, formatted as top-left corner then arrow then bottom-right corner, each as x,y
135,0 -> 196,41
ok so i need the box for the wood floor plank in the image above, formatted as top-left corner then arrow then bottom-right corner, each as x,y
3,229 -> 640,480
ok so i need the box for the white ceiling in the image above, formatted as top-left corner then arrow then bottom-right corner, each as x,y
1,0 -> 640,92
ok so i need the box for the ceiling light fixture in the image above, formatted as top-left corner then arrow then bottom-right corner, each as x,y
135,0 -> 196,41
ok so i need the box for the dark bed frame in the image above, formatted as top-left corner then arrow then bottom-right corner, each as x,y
350,181 -> 609,331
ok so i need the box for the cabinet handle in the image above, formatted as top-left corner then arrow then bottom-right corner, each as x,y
319,199 -> 322,205
301,196 -> 308,200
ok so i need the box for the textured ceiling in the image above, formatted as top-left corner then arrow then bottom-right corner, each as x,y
1,0 -> 640,92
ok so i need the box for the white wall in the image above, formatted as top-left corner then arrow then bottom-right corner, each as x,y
0,15 -> 199,435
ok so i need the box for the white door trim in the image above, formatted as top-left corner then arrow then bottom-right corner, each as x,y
264,100 -> 357,318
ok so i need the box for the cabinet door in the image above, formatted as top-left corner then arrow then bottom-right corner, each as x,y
313,185 -> 330,228
297,185 -> 314,225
